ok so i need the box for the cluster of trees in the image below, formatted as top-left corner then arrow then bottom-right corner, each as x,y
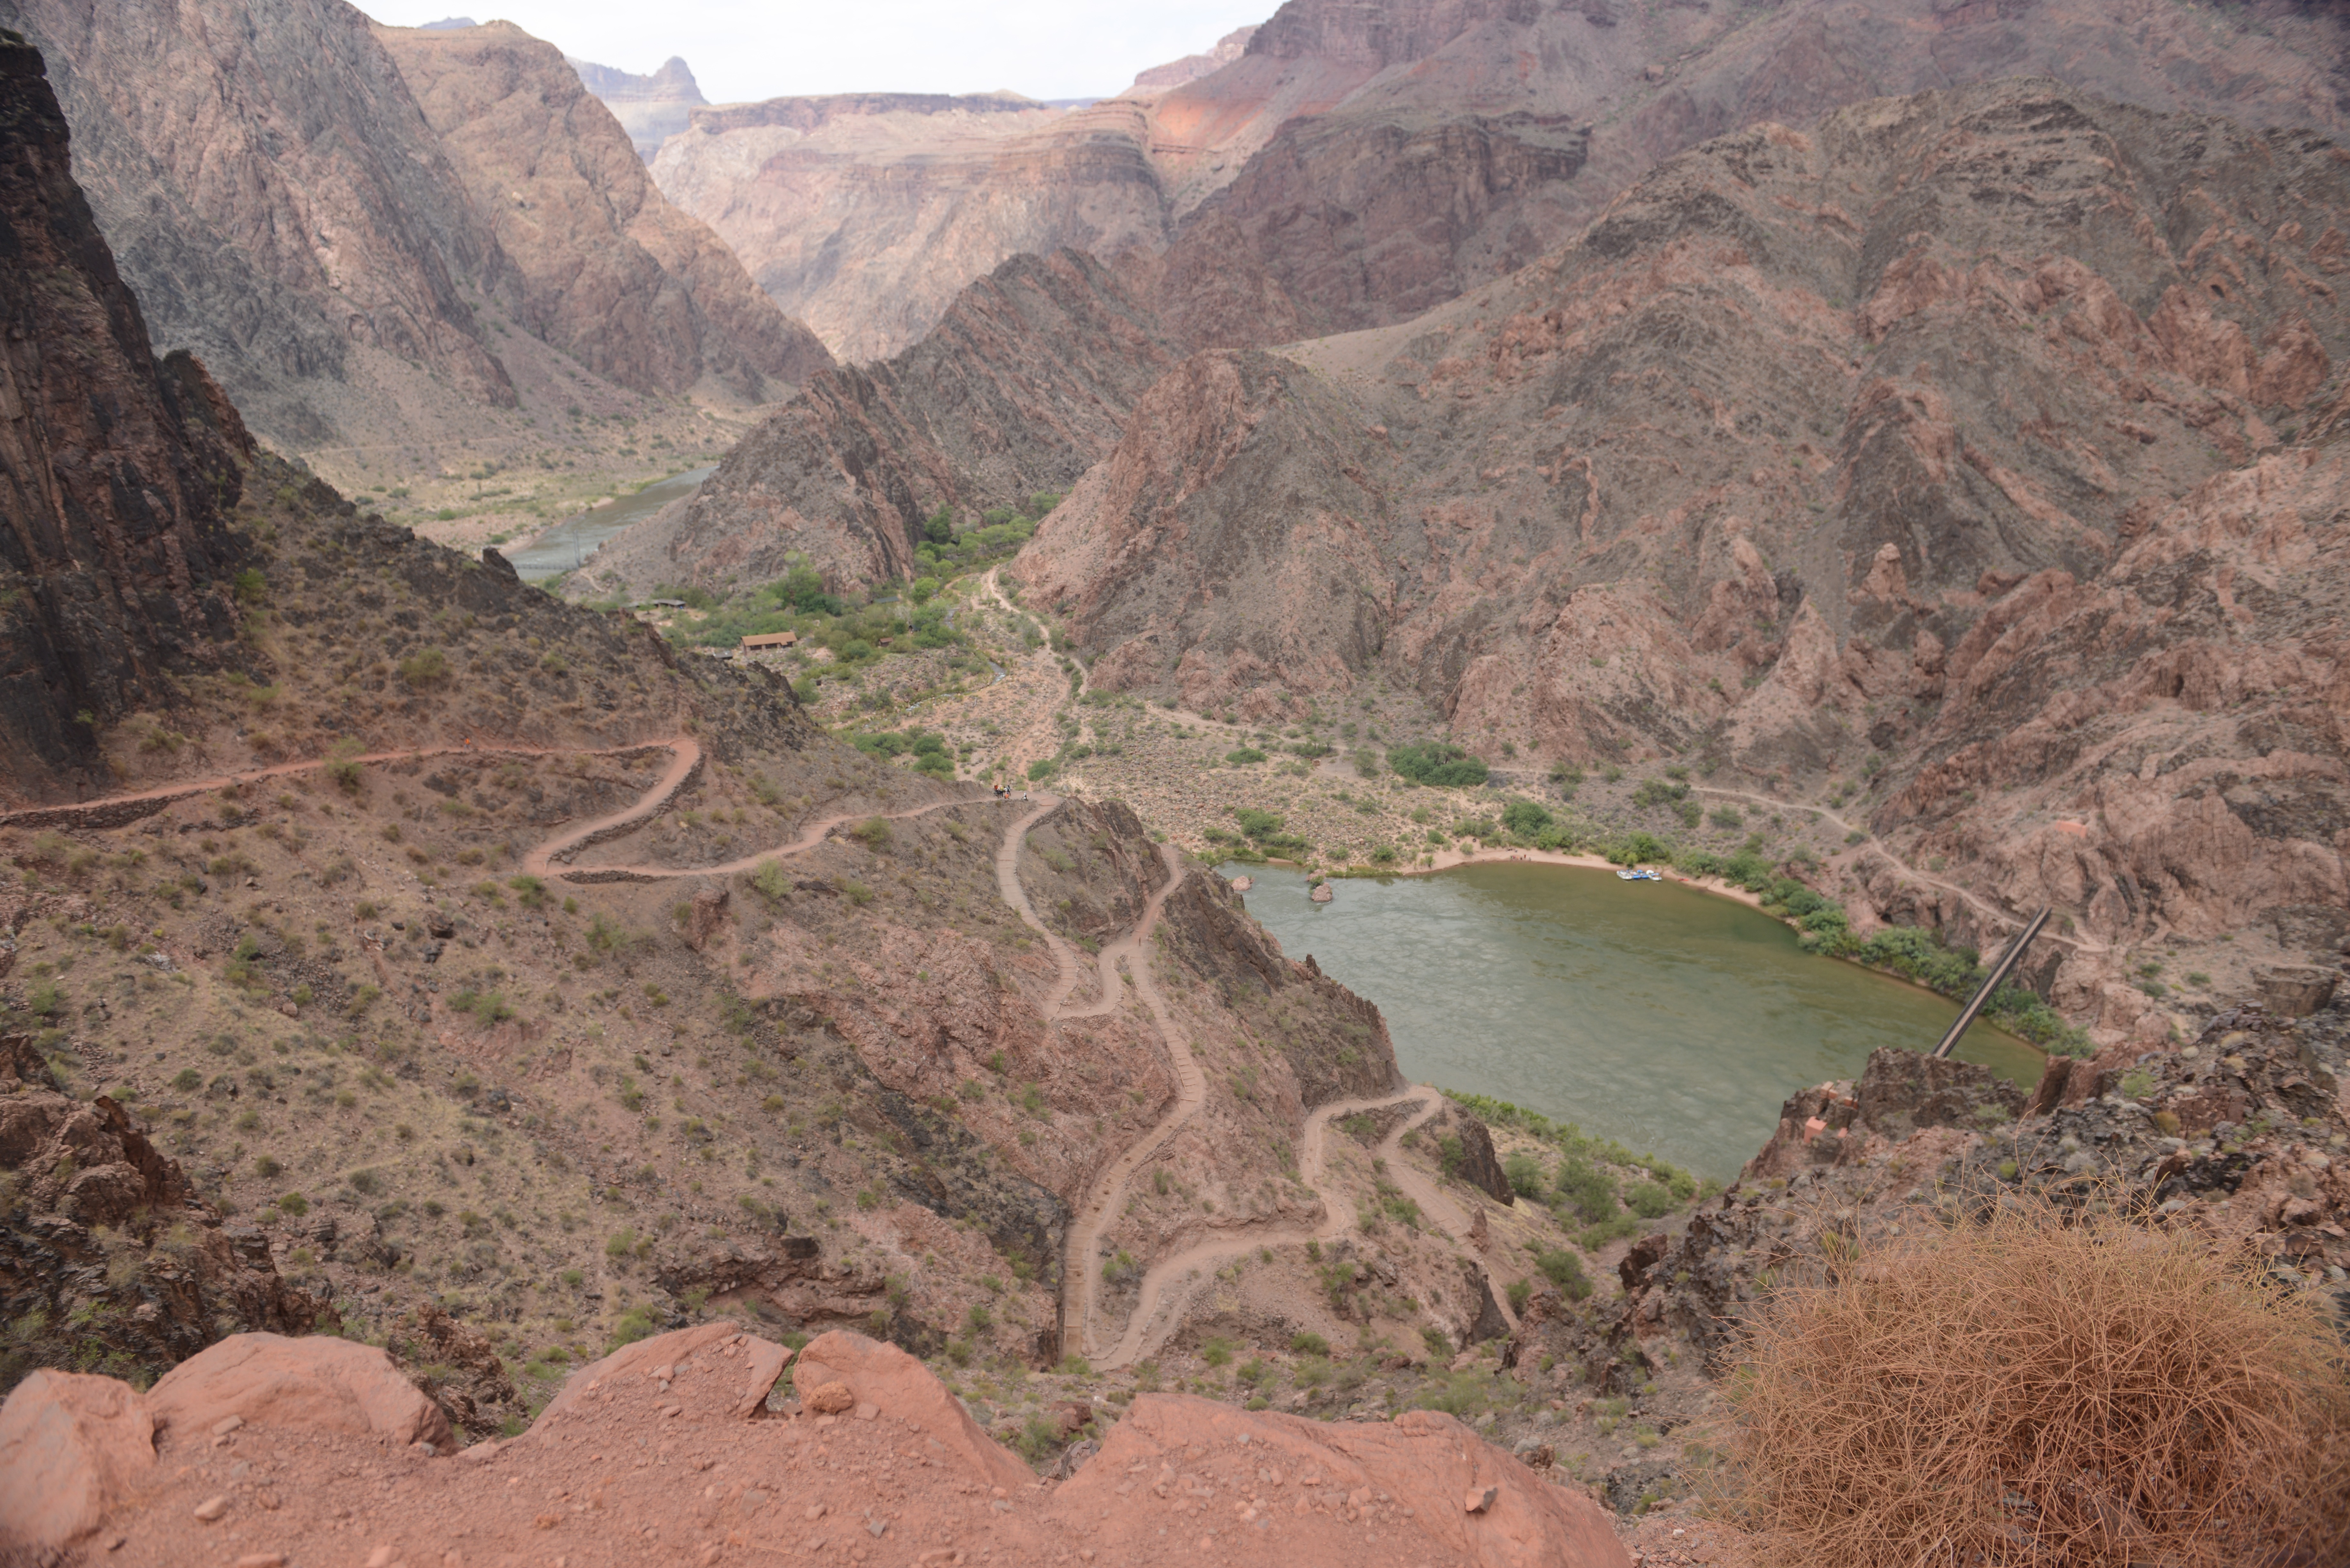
846,727 -> 955,779
913,492 -> 1061,575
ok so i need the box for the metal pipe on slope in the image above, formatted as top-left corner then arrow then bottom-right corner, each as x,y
1930,906 -> 2052,1059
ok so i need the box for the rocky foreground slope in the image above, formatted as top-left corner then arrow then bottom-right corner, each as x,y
1015,78 -> 2350,1041
0,0 -> 827,463
0,1321 -> 1631,1566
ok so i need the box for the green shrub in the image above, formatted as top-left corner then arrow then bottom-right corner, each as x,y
1532,1250 -> 1588,1298
1503,1150 -> 1547,1198
1386,742 -> 1489,788
1625,1180 -> 1677,1219
1555,1157 -> 1617,1222
398,647 -> 449,687
1501,799 -> 1553,837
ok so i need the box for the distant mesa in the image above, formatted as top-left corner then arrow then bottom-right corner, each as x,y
417,15 -> 474,27
568,53 -> 709,160
1131,24 -> 1256,89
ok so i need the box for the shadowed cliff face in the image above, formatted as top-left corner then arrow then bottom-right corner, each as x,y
0,0 -> 519,447
0,35 -> 248,803
583,250 -> 1179,594
376,21 -> 831,404
1018,79 -> 2350,1005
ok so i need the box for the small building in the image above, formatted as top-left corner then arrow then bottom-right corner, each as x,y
739,631 -> 798,652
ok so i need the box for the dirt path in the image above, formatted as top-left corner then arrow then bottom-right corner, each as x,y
1690,784 -> 2108,955
0,736 -> 682,830
1091,1086 -> 1520,1369
21,717 -> 1521,1368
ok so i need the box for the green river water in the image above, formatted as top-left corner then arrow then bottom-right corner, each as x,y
1224,861 -> 2043,1181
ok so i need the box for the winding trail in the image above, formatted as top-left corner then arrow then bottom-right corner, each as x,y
1091,1086 -> 1518,1369
18,715 -> 1515,1367
0,737 -> 682,832
1691,784 -> 2110,955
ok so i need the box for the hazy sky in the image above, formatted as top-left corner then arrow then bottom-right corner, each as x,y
362,1 -> 1273,104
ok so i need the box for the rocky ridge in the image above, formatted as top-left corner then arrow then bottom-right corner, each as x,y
0,0 -> 826,466
648,0 -> 2350,362
580,248 -> 1179,594
1016,78 -> 2350,1040
375,20 -> 830,406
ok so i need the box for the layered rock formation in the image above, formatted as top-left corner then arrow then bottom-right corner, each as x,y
653,92 -> 1172,361
0,0 -> 823,456
0,1322 -> 1634,1565
588,248 -> 1179,592
377,20 -> 831,403
567,52 -> 706,160
648,0 -> 2350,362
1018,79 -> 2350,1018
0,32 -> 250,800
1133,24 -> 1259,90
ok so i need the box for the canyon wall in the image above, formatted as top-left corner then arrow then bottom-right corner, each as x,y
0,32 -> 250,801
580,249 -> 1180,594
1018,79 -> 2350,1020
567,53 -> 707,161
376,21 -> 831,404
650,0 -> 2350,362
651,93 -> 1173,362
0,0 -> 824,457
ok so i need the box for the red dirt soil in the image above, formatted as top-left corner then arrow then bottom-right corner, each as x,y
0,1323 -> 1631,1568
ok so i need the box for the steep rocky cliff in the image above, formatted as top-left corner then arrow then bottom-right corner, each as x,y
376,20 -> 830,403
0,0 -> 519,449
567,52 -> 706,161
1018,79 -> 2350,1028
581,249 -> 1179,593
0,0 -> 823,465
0,31 -> 249,803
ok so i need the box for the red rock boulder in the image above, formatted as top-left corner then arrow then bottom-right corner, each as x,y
0,1369 -> 157,1553
146,1332 -> 452,1449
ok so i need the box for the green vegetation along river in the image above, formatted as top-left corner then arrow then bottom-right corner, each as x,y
1226,861 -> 2043,1181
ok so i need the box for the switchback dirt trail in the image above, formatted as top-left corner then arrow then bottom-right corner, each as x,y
1095,1087 -> 1518,1369
21,723 -> 1515,1368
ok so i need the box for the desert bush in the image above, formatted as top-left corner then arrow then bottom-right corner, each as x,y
1386,742 -> 1489,788
1727,1193 -> 2350,1568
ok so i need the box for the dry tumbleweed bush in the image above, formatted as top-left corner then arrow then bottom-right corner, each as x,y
1728,1195 -> 2350,1567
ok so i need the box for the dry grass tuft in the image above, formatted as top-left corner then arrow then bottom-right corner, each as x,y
1727,1191 -> 2350,1567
